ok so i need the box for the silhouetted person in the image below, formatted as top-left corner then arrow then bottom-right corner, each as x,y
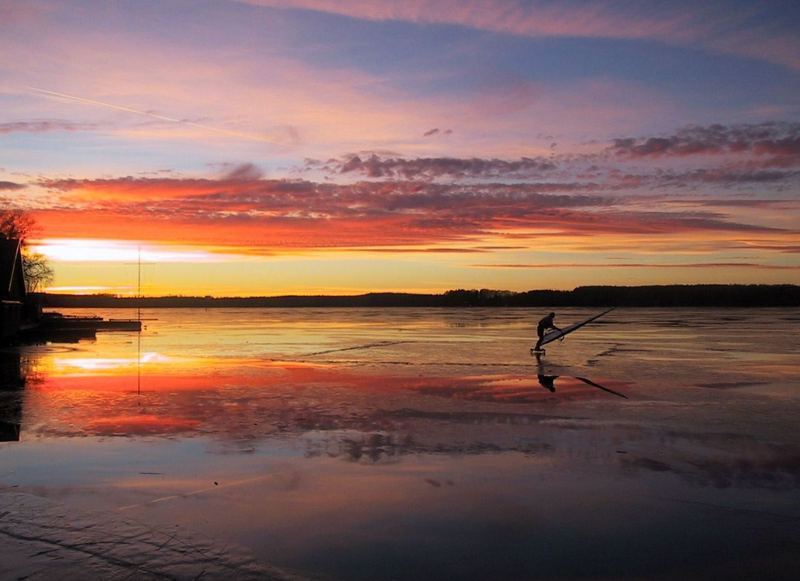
533,312 -> 561,352
537,374 -> 557,392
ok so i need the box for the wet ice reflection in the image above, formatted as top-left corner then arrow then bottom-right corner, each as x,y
1,307 -> 799,580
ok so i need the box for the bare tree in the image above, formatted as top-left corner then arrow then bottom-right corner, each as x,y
0,210 -> 35,241
1,210 -> 53,293
22,252 -> 54,293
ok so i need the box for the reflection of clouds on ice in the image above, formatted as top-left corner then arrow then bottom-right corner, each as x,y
620,445 -> 800,490
302,412 -> 800,491
87,414 -> 200,435
8,338 -> 800,492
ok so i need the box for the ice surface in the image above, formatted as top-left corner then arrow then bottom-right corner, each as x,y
1,307 -> 799,579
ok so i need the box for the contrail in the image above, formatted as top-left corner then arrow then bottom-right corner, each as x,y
27,86 -> 278,144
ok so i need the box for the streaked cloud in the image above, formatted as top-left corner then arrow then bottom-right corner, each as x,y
27,87 -> 283,145
0,119 -> 97,134
239,0 -> 800,70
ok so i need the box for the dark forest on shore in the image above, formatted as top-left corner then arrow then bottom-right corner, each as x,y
39,284 -> 800,308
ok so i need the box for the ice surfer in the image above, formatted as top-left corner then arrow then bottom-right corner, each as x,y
533,312 -> 561,352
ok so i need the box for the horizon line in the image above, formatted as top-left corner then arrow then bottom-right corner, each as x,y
37,282 -> 800,301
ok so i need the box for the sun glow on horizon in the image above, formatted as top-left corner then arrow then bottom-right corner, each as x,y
45,285 -> 134,295
30,238 -> 240,263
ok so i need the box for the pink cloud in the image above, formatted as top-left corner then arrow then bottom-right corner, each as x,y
0,0 -> 51,25
0,119 -> 97,134
0,13 -> 679,163
0,180 -> 25,191
611,122 -> 800,164
327,154 -> 556,180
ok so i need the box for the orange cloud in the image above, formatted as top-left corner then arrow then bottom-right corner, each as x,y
26,166 -> 794,259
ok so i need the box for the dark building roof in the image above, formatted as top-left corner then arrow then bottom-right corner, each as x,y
0,239 -> 26,300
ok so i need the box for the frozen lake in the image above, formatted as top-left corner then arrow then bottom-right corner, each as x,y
2,307 -> 799,579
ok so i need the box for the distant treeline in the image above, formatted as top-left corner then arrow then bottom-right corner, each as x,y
38,285 -> 800,308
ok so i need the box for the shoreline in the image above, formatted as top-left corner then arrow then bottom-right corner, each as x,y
38,284 -> 800,309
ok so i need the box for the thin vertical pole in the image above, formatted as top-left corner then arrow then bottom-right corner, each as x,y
137,246 -> 142,322
137,323 -> 141,396
137,246 -> 142,395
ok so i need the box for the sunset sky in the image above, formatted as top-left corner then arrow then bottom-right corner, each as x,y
2,0 -> 799,296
